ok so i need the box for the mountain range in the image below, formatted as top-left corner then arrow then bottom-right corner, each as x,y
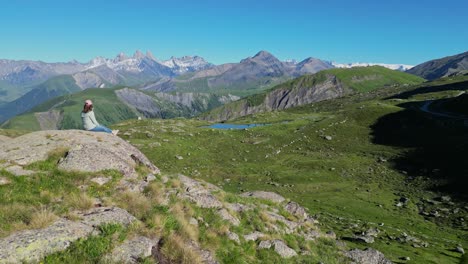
406,51 -> 468,80
1,50 -> 467,126
200,66 -> 425,121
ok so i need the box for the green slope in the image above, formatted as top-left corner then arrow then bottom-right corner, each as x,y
200,66 -> 425,121
3,87 -> 241,131
325,66 -> 425,92
0,75 -> 81,123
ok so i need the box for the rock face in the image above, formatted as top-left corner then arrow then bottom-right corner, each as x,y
258,240 -> 298,258
178,174 -> 223,208
200,73 -> 348,122
0,130 -> 159,177
0,207 -> 136,263
0,135 -> 11,142
346,248 -> 393,264
115,88 -> 162,118
77,207 -> 137,227
34,110 -> 63,130
284,201 -> 308,220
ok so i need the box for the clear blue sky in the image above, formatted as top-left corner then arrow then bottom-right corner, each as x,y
0,0 -> 467,65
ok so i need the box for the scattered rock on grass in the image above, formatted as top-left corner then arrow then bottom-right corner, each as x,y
218,208 -> 240,226
105,236 -> 159,264
90,176 -> 111,186
5,165 -> 35,176
0,219 -> 93,263
0,177 -> 11,185
227,232 -> 240,244
346,248 -> 392,264
258,240 -> 297,258
284,201 -> 308,220
244,231 -> 265,241
77,207 -> 137,227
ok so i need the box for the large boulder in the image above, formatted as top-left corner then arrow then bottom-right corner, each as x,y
0,130 -> 159,177
346,248 -> 393,264
178,174 -> 222,208
105,236 -> 159,264
258,239 -> 298,258
0,135 -> 11,143
0,207 -> 137,263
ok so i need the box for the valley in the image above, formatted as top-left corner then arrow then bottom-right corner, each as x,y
0,51 -> 467,263
110,75 -> 468,263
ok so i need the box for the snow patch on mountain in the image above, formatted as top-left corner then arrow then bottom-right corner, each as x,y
160,56 -> 213,74
331,62 -> 414,71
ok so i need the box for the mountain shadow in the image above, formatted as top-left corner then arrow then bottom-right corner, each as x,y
370,99 -> 468,201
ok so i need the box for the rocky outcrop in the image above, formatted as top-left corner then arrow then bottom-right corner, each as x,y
105,236 -> 159,264
0,135 -> 11,142
34,110 -> 63,130
0,130 -> 159,177
115,88 -> 162,118
0,207 -> 136,263
200,73 -> 349,122
154,92 -> 240,112
346,248 -> 393,264
178,174 -> 223,208
258,239 -> 298,258
72,71 -> 105,89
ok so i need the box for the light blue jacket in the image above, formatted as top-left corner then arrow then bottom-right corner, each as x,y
81,111 -> 99,130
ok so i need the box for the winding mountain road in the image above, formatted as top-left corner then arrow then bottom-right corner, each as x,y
419,92 -> 468,126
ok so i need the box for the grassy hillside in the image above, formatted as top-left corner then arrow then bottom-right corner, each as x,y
3,87 -> 240,131
325,66 -> 425,92
113,76 -> 468,264
0,75 -> 81,123
200,66 -> 425,121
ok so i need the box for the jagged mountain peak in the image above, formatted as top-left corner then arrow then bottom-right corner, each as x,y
133,50 -> 145,60
114,52 -> 129,62
146,51 -> 156,60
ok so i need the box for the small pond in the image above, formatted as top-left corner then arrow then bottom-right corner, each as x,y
203,123 -> 270,130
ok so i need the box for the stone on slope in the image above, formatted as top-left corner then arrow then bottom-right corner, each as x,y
105,236 -> 159,263
90,176 -> 111,186
0,219 -> 94,263
218,208 -> 240,226
240,191 -> 286,203
346,248 -> 393,264
5,165 -> 35,176
0,177 -> 11,186
0,135 -> 11,143
244,231 -> 266,241
284,201 -> 308,220
227,232 -> 240,244
77,207 -> 137,227
0,207 -> 138,263
258,240 -> 297,258
0,130 -> 159,178
178,174 -> 222,208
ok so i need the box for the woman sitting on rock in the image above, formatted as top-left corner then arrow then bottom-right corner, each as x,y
81,99 -> 118,135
